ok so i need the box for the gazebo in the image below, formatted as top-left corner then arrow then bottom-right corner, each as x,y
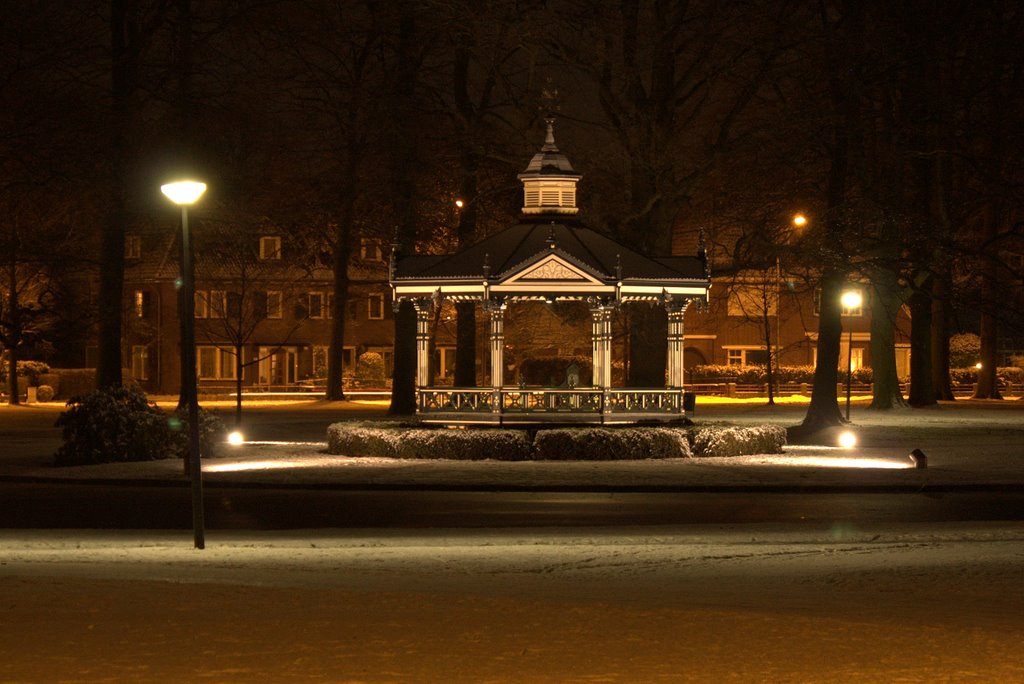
390,119 -> 711,424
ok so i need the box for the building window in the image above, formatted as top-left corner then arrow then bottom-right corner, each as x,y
725,347 -> 770,367
208,290 -> 227,318
266,291 -> 282,319
360,238 -> 383,262
368,293 -> 385,320
133,290 -> 149,318
312,346 -> 328,378
727,283 -> 777,317
125,234 -> 141,259
307,292 -> 324,319
259,236 -> 281,261
131,345 -> 149,381
197,346 -> 237,379
194,290 -> 208,318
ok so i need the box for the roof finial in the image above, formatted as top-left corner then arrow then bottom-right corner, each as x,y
543,117 -> 556,149
615,253 -> 622,281
483,252 -> 491,278
547,223 -> 557,249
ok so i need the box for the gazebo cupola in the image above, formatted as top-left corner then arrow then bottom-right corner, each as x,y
517,117 -> 581,216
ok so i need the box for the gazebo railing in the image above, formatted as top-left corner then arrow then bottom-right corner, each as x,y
417,387 -> 686,423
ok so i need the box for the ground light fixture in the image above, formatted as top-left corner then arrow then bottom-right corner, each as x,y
161,179 -> 207,550
838,430 -> 857,449
909,448 -> 928,469
227,430 -> 245,446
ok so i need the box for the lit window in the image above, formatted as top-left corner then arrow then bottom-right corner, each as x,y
208,290 -> 227,318
260,236 -> 281,260
307,292 -> 324,319
197,346 -> 237,379
131,345 -> 149,380
725,348 -> 770,367
266,291 -> 282,319
368,293 -> 385,320
360,238 -> 383,262
194,291 -> 208,318
125,234 -> 141,259
727,349 -> 743,366
133,290 -> 148,318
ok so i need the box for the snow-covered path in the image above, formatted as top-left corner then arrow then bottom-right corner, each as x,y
2,523 -> 1022,682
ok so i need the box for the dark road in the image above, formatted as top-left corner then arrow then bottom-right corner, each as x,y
3,481 -> 1023,529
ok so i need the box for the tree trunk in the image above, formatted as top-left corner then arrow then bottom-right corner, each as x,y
387,4 -> 420,416
234,342 -> 243,426
907,282 -> 937,407
868,270 -> 908,410
974,212 -> 1003,399
930,272 -> 955,401
799,269 -> 845,431
326,203 -> 354,401
5,252 -> 20,405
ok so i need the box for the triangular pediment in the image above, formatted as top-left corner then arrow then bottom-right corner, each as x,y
499,252 -> 602,284
501,253 -> 605,285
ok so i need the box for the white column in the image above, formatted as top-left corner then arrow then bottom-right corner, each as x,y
487,300 -> 505,389
414,300 -> 431,388
589,300 -> 613,389
666,299 -> 687,389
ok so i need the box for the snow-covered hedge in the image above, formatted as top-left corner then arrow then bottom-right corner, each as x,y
689,425 -> 786,457
533,427 -> 690,460
327,422 -> 783,460
393,427 -> 533,460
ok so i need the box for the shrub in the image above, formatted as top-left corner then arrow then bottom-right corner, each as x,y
0,360 -> 50,385
54,386 -> 225,466
327,421 -> 402,457
949,333 -> 981,368
169,406 -> 226,460
690,425 -> 786,457
355,352 -> 386,387
54,386 -> 177,466
51,369 -> 96,398
326,422 -> 786,460
36,385 -> 55,402
395,428 -> 533,460
534,427 -> 690,460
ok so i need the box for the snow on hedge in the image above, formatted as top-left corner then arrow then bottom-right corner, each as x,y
689,425 -> 786,457
533,427 -> 690,460
327,422 -> 784,460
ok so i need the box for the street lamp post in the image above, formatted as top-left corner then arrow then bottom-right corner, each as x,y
840,289 -> 862,422
161,180 -> 207,550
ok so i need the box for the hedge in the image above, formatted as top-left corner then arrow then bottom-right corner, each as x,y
326,422 -> 785,460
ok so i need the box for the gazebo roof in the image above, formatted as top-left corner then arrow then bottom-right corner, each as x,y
390,120 -> 710,303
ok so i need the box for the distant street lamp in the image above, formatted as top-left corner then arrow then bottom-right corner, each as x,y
161,179 -> 207,550
841,289 -> 863,422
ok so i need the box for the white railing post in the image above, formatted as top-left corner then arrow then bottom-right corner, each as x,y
414,299 -> 432,388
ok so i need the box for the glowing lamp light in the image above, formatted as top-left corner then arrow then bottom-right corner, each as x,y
838,431 -> 857,449
975,362 -> 982,370
841,290 -> 862,310
227,431 -> 245,446
160,180 -> 207,205
455,199 -> 464,208
792,213 -> 808,227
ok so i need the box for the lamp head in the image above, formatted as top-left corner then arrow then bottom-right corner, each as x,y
161,180 -> 207,206
841,290 -> 862,310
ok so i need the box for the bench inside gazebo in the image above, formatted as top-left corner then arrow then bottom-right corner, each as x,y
390,119 -> 711,425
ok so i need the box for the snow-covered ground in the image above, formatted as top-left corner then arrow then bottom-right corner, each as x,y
1,524 -> 1023,681
2,399 -> 1023,681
